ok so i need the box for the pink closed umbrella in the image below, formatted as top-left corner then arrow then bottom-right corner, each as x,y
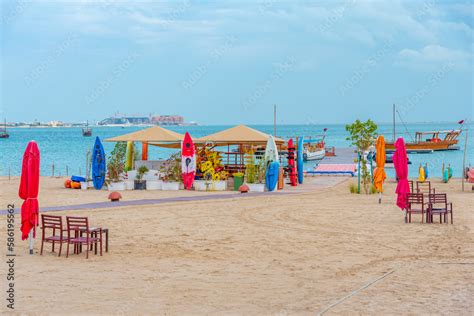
393,138 -> 410,210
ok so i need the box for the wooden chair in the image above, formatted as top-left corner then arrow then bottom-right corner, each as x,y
416,181 -> 435,195
66,216 -> 102,259
40,215 -> 68,257
406,193 -> 426,223
408,180 -> 414,193
428,194 -> 453,224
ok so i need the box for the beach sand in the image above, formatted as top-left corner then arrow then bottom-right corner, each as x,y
0,177 -> 473,314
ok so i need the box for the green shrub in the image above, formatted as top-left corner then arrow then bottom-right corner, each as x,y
349,182 -> 359,194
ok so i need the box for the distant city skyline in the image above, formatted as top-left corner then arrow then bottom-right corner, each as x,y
1,1 -> 473,124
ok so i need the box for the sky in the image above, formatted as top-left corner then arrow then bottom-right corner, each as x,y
0,0 -> 473,125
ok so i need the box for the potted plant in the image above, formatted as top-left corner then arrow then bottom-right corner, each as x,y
244,150 -> 265,192
160,152 -> 182,190
134,165 -> 148,190
107,142 -> 127,191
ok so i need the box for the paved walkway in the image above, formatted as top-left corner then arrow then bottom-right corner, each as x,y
1,176 -> 347,216
0,191 -> 293,216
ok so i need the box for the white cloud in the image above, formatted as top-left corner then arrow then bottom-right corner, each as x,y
397,45 -> 472,69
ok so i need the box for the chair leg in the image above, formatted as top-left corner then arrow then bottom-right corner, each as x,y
58,241 -> 62,257
100,232 -> 103,256
40,239 -> 44,255
66,242 -> 70,258
52,241 -> 55,253
86,243 -> 89,259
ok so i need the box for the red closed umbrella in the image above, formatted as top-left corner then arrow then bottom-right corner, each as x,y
19,141 -> 40,252
393,138 -> 409,210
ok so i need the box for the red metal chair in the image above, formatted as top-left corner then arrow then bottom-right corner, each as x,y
428,194 -> 453,224
406,193 -> 426,223
40,214 -> 68,257
66,216 -> 102,259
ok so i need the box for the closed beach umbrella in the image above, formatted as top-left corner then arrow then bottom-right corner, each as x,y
19,141 -> 40,254
374,136 -> 387,203
418,164 -> 425,182
393,138 -> 410,211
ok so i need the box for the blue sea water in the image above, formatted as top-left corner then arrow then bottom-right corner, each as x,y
0,123 -> 472,178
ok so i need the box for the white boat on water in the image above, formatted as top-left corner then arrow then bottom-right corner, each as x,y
302,129 -> 328,161
303,147 -> 325,161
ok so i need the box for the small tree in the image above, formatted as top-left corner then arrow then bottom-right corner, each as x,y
107,142 -> 127,183
345,119 -> 378,194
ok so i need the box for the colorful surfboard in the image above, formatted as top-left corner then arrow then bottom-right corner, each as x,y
288,138 -> 297,186
266,161 -> 280,192
264,136 -> 279,192
92,136 -> 106,190
181,132 -> 196,190
297,137 -> 304,184
125,141 -> 134,171
264,135 -> 279,166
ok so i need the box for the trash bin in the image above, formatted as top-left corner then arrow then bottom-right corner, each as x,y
233,173 -> 244,191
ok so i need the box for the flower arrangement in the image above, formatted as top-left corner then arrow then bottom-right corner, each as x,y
196,146 -> 228,181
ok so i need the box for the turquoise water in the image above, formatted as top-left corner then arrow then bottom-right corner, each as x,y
0,123 -> 472,178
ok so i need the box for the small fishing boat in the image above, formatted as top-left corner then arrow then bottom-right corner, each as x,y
386,104 -> 462,152
302,129 -> 327,161
385,130 -> 461,152
82,121 -> 92,137
0,119 -> 9,139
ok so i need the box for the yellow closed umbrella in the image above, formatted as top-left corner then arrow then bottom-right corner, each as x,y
418,164 -> 425,182
373,135 -> 387,203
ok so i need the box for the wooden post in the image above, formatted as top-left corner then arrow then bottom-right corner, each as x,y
357,152 -> 361,194
274,104 -> 277,136
52,162 -> 55,177
462,127 -> 468,191
142,142 -> 148,160
66,165 -> 69,176
392,104 -> 396,142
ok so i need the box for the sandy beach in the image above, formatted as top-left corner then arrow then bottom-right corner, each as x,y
1,176 -> 473,315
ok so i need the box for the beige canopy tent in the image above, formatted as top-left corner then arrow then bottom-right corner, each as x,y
195,125 -> 285,174
105,126 -> 184,143
195,124 -> 284,146
105,126 -> 184,160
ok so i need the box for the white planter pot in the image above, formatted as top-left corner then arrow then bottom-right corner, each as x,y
108,182 -> 126,191
143,170 -> 160,181
125,180 -> 135,190
246,183 -> 265,192
162,182 -> 180,191
127,170 -> 137,180
194,180 -> 227,191
80,182 -> 88,191
146,180 -> 163,190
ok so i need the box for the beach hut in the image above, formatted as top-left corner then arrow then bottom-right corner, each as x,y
195,125 -> 285,174
196,125 -> 285,146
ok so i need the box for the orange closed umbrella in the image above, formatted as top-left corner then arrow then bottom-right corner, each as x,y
374,135 -> 386,203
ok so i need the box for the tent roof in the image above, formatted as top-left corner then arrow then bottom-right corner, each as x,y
105,126 -> 184,143
195,125 -> 285,145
